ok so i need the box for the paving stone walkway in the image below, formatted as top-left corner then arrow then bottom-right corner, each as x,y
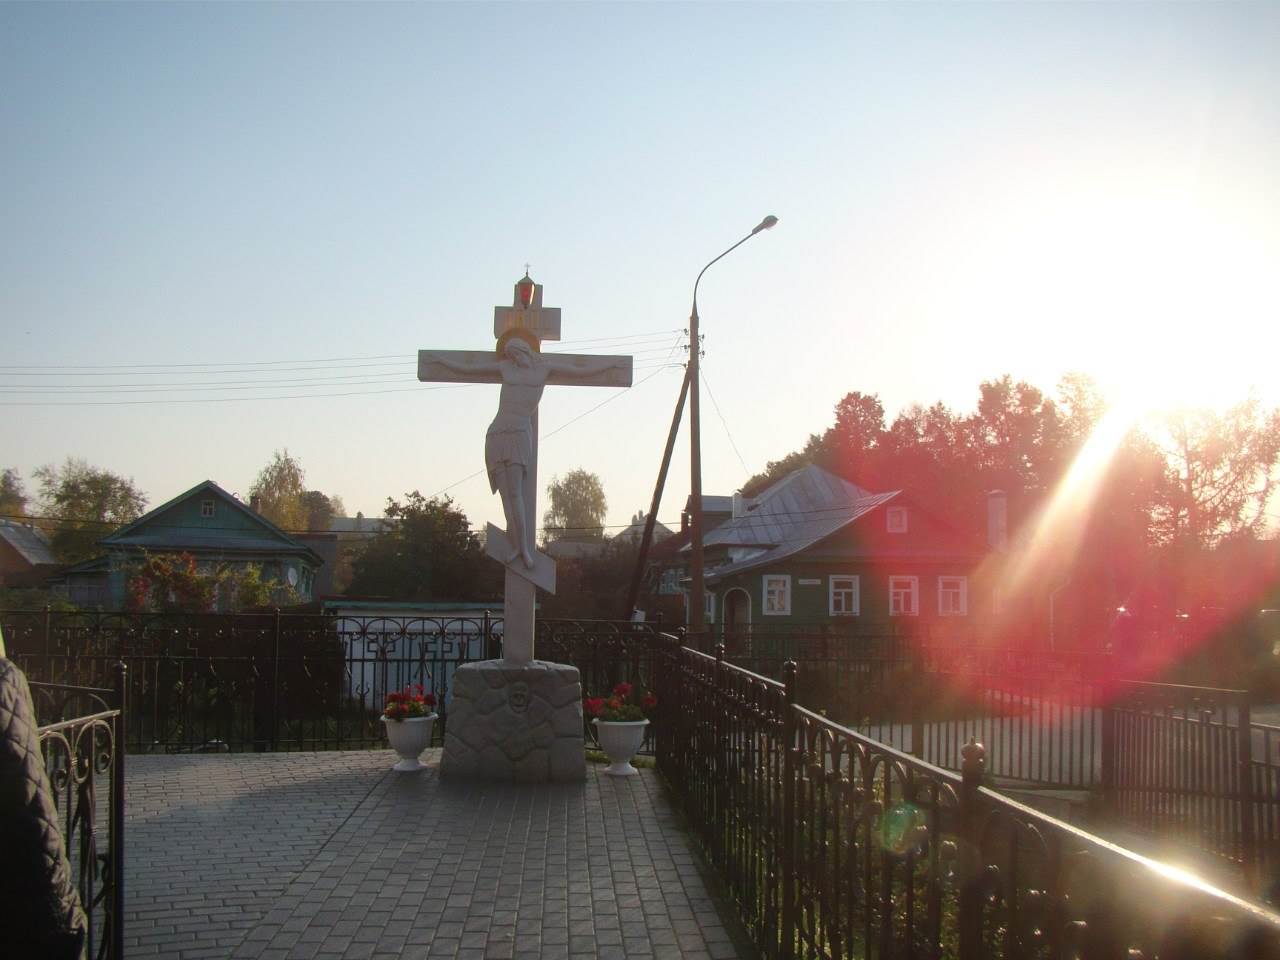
124,751 -> 751,960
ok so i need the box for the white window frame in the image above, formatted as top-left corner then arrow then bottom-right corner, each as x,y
887,506 -> 908,534
200,499 -> 215,519
762,575 -> 792,616
829,575 -> 860,617
705,590 -> 715,624
889,576 -> 919,616
938,576 -> 968,616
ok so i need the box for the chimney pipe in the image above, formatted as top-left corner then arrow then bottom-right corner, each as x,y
987,490 -> 1008,551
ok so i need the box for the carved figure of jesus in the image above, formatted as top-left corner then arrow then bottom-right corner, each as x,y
430,331 -> 628,569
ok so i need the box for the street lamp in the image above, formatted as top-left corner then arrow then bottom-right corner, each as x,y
688,215 -> 778,638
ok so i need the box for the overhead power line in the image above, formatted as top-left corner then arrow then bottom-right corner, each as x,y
0,510 -> 683,536
1,351 -> 680,394
0,353 -> 411,371
0,360 -> 412,377
0,373 -> 415,393
0,383 -> 471,407
700,366 -> 750,475
0,359 -> 683,406
0,330 -> 684,374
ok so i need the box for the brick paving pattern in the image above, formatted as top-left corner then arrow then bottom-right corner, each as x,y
124,751 -> 749,959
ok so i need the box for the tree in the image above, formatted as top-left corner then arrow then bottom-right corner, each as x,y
543,469 -> 608,543
541,537 -> 637,619
1149,399 -> 1280,549
34,457 -> 147,563
248,450 -> 345,532
346,492 -> 498,600
824,391 -> 888,479
742,378 -> 1076,537
0,468 -> 27,517
248,450 -> 308,530
302,490 -> 345,532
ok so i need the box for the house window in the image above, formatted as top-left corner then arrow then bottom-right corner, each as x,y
829,575 -> 860,616
938,576 -> 968,616
200,499 -> 215,519
763,575 -> 791,616
889,576 -> 919,616
683,589 -> 716,624
887,507 -> 908,533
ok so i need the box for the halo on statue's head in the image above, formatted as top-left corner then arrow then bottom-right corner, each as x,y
496,327 -> 540,358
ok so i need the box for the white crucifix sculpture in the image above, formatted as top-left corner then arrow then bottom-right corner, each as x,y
418,274 -> 632,665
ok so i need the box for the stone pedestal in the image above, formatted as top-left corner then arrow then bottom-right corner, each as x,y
441,660 -> 586,783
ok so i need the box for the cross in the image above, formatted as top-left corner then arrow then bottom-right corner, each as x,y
418,276 -> 633,665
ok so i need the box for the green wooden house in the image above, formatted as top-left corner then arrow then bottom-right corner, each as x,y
674,465 -> 987,636
91,480 -> 323,609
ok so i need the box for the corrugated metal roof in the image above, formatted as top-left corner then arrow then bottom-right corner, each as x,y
613,518 -> 675,543
107,534 -> 317,554
102,480 -> 322,565
0,520 -> 57,566
699,465 -> 900,583
682,494 -> 734,515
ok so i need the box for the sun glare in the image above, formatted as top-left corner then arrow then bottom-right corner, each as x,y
978,176 -> 1276,418
984,404 -> 1138,624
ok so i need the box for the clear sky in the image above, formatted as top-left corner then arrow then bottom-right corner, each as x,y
2,2 -> 1277,536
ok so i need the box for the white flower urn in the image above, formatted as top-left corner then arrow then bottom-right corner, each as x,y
592,718 -> 649,777
381,714 -> 437,771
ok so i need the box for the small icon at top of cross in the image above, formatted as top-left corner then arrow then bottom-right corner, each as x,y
495,273 -> 561,343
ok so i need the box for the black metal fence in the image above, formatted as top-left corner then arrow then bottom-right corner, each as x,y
708,625 -> 1280,895
2,609 -> 662,754
32,671 -> 126,960
1255,722 -> 1280,902
1104,680 -> 1265,889
716,626 -> 1114,790
656,636 -> 1280,959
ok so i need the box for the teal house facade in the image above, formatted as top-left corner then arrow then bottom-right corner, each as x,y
674,465 -> 987,637
92,480 -> 323,610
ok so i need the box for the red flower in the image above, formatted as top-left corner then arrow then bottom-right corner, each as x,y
613,682 -> 633,699
608,697 -> 623,711
584,697 -> 605,717
642,693 -> 657,710
423,693 -> 437,707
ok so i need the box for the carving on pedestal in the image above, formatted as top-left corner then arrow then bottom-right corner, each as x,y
508,682 -> 529,715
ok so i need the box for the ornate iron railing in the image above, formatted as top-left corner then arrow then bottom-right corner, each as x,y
656,636 -> 1280,959
704,623 -> 1280,898
32,669 -> 126,960
4,609 -> 662,754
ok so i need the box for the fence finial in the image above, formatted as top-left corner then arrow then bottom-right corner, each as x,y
961,737 -> 985,787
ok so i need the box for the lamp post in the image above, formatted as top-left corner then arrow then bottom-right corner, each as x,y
688,215 -> 778,638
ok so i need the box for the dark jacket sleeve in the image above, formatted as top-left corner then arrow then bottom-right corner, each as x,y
0,658 -> 88,959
